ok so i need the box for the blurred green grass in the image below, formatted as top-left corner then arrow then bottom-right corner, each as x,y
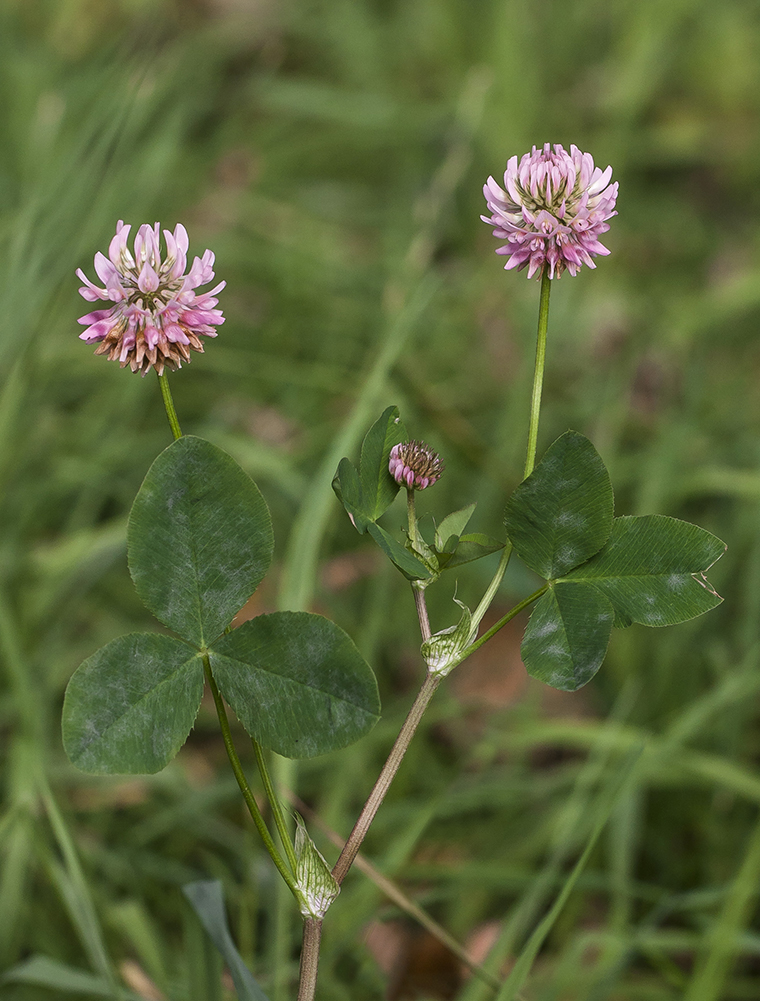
2,0 -> 760,998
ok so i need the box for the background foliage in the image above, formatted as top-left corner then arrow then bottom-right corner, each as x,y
2,0 -> 760,998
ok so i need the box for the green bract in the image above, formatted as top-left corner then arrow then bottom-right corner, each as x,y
62,437 -> 381,774
421,600 -> 474,677
332,405 -> 406,534
293,816 -> 340,918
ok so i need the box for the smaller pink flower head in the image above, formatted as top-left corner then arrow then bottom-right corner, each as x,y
481,143 -> 618,279
389,441 -> 444,491
76,221 -> 225,376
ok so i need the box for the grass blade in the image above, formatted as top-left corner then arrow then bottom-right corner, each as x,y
495,746 -> 642,1001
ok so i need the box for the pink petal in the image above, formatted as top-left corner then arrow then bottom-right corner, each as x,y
137,261 -> 160,293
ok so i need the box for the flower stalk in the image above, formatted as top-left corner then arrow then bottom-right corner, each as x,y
524,270 -> 552,478
158,372 -> 183,441
470,266 -> 553,633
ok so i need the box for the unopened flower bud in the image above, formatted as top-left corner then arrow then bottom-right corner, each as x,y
389,441 -> 443,491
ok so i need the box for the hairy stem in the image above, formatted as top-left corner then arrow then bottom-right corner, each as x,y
331,671 -> 441,886
296,918 -> 323,1001
413,586 -> 432,642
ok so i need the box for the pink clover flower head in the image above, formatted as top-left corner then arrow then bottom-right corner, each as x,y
389,441 -> 444,491
481,143 -> 618,279
76,221 -> 225,376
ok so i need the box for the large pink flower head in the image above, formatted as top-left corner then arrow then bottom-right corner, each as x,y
77,221 -> 225,376
482,144 -> 618,279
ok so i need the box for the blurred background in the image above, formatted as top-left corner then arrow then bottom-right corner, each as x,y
1,0 -> 760,998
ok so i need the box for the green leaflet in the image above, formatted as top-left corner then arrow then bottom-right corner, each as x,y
65,436 -> 383,775
367,521 -> 432,580
506,432 -> 725,691
128,436 -> 274,647
359,405 -> 406,522
435,504 -> 476,551
62,633 -> 204,774
208,611 -> 381,758
562,514 -> 725,626
521,582 -> 614,691
505,431 -> 613,579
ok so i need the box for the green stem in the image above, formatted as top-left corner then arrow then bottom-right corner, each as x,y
407,488 -> 432,641
252,739 -> 298,875
524,270 -> 552,479
158,371 -> 183,440
464,585 -> 548,660
202,659 -> 298,897
470,271 -> 553,633
406,487 -> 419,548
470,541 -> 513,635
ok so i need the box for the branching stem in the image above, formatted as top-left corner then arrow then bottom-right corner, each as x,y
465,585 -> 549,659
252,739 -> 299,875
